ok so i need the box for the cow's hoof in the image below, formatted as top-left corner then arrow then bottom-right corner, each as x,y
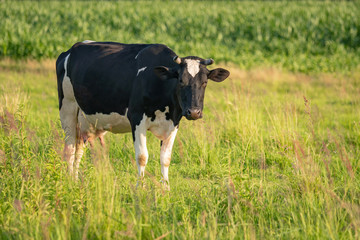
160,179 -> 170,191
74,173 -> 79,181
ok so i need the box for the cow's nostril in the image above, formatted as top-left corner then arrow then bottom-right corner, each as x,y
186,109 -> 202,120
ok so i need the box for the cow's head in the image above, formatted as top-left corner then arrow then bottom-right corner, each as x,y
154,56 -> 230,120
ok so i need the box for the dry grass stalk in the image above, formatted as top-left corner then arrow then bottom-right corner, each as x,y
303,96 -> 315,139
321,141 -> 333,185
154,231 -> 171,240
332,137 -> 354,178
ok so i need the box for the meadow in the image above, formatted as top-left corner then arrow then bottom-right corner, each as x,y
1,1 -> 360,239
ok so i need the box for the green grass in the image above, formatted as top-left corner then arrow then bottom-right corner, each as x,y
0,60 -> 359,239
1,1 -> 360,72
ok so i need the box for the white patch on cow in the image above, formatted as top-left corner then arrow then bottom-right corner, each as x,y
60,53 -> 80,177
136,67 -> 147,76
78,110 -> 131,134
184,59 -> 200,77
148,107 -> 176,141
62,54 -> 75,100
133,107 -> 176,185
64,53 -> 70,71
82,40 -> 95,43
61,54 -> 76,124
137,106 -> 178,190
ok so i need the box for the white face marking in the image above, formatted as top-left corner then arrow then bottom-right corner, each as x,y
136,67 -> 147,76
184,59 -> 200,77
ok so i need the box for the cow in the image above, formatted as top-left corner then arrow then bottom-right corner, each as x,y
56,41 -> 229,189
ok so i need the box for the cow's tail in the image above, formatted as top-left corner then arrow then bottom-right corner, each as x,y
56,51 -> 70,110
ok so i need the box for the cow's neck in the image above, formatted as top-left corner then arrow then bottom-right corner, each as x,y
171,90 -> 183,126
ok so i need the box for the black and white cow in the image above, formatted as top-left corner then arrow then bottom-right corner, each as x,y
56,41 -> 229,188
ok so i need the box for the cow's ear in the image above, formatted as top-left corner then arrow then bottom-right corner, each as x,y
208,68 -> 230,82
154,66 -> 178,80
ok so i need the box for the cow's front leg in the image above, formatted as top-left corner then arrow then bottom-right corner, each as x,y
133,116 -> 148,187
160,127 -> 178,190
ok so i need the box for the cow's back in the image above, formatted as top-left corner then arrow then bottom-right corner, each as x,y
65,42 -> 151,115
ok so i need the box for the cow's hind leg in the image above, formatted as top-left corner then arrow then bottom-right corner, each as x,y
60,99 -> 79,178
160,127 -> 178,190
74,125 -> 85,180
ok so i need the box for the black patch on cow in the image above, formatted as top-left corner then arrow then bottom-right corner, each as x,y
165,112 -> 171,120
66,42 -> 151,116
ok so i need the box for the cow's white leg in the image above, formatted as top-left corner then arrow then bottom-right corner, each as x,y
133,115 -> 148,187
73,112 -> 87,180
74,134 -> 85,180
60,99 -> 78,177
60,53 -> 80,178
160,127 -> 178,190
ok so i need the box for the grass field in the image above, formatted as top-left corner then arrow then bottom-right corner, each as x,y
0,59 -> 359,239
1,1 -> 360,239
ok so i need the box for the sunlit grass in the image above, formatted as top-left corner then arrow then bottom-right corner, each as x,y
0,60 -> 359,239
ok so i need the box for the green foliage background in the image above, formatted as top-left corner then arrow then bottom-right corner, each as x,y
1,1 -> 360,72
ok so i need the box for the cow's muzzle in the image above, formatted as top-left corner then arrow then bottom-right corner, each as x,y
185,108 -> 202,120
